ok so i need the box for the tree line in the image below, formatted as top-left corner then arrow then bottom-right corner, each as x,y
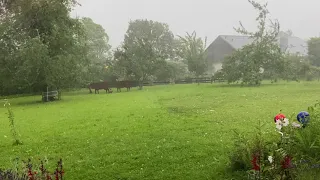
0,0 -> 108,95
1,0 -> 320,96
0,0 -> 208,95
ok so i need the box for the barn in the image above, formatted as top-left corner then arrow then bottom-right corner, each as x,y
205,31 -> 308,74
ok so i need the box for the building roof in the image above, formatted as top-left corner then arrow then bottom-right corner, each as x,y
219,35 -> 254,49
215,34 -> 308,56
286,36 -> 308,56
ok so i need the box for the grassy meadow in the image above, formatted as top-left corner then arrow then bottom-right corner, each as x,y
1,82 -> 320,179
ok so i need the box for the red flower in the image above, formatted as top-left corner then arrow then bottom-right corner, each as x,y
40,162 -> 45,174
251,154 -> 260,171
46,173 -> 52,180
281,155 -> 292,169
55,168 -> 59,180
59,170 -> 65,176
274,113 -> 286,123
27,171 -> 38,180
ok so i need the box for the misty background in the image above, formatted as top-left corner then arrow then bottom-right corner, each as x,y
72,0 -> 320,48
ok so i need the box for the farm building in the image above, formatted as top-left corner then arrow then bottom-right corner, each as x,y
205,31 -> 308,74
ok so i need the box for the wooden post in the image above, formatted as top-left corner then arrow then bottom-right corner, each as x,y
58,89 -> 61,100
46,86 -> 49,102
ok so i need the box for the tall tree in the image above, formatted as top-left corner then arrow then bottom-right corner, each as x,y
117,19 -> 174,89
308,37 -> 320,67
178,31 -> 208,82
154,60 -> 188,82
172,38 -> 186,62
112,46 -> 133,81
81,17 -> 111,83
222,0 -> 283,85
0,0 -> 87,96
23,0 -> 87,93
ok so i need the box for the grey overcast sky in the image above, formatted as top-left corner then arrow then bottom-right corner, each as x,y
71,0 -> 320,48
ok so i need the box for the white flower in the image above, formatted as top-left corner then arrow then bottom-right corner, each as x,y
268,156 -> 273,163
283,118 -> 289,127
275,120 -> 282,130
275,118 -> 290,131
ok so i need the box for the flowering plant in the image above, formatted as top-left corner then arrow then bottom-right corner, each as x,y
0,158 -> 65,180
229,102 -> 320,179
3,99 -> 22,145
274,113 -> 290,136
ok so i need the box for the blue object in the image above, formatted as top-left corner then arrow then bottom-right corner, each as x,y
297,111 -> 310,125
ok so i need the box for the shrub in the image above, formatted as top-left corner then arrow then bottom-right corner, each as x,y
0,158 -> 64,180
229,102 -> 320,179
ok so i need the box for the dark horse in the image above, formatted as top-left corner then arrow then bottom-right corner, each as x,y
88,82 -> 112,94
116,80 -> 131,92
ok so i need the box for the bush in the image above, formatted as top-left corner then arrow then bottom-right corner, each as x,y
0,158 -> 64,180
229,102 -> 320,179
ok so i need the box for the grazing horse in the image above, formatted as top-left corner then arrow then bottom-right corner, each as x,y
116,80 -> 131,92
88,82 -> 111,94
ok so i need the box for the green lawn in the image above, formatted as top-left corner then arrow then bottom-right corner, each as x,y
1,82 -> 320,179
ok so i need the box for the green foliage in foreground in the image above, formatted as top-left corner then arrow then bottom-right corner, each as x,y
230,102 -> 320,179
1,82 -> 320,179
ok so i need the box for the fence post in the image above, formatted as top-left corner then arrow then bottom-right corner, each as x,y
46,86 -> 49,102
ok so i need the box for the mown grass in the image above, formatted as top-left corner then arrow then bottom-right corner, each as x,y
1,81 -> 320,179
